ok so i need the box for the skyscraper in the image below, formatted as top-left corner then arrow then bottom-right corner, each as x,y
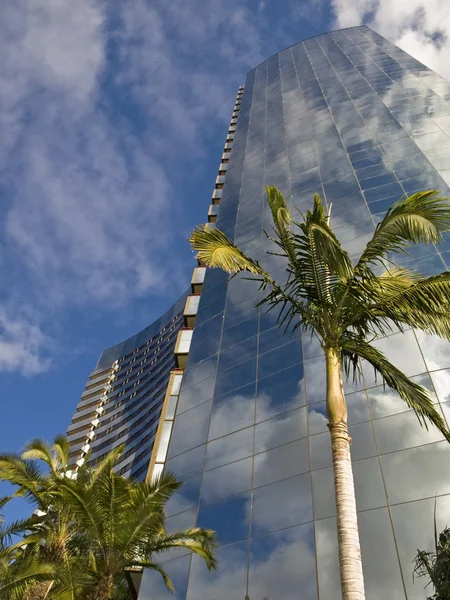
69,25 -> 450,600
66,292 -> 188,480
136,26 -> 450,600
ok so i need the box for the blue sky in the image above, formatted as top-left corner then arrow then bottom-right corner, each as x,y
0,0 -> 449,516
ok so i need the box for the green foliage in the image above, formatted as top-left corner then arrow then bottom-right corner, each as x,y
414,516 -> 450,599
0,440 -> 217,599
190,187 -> 450,439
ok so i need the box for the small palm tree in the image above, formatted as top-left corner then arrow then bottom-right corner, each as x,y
190,187 -> 450,600
57,447 -> 217,599
414,511 -> 450,600
0,438 -> 217,599
0,496 -> 56,600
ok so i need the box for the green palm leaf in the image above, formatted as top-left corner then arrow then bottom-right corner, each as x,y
189,225 -> 268,276
341,334 -> 450,441
355,190 -> 450,272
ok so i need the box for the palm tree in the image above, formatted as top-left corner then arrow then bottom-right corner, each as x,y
414,508 -> 450,599
56,446 -> 217,600
190,187 -> 450,600
0,496 -> 56,600
0,438 -> 217,599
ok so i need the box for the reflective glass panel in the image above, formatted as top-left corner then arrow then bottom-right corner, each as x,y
198,493 -> 250,544
139,554 -> 190,600
208,383 -> 256,440
382,441 -> 450,504
254,438 -> 309,487
165,445 -> 206,481
391,495 -> 450,599
248,524 -> 317,600
256,364 -> 306,421
205,427 -> 254,470
358,508 -> 405,600
186,540 -> 249,600
252,472 -> 313,535
254,406 -> 308,453
168,401 -> 212,458
201,457 -> 253,503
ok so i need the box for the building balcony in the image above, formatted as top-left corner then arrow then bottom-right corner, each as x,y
183,294 -> 200,327
212,188 -> 223,203
191,266 -> 206,293
208,204 -> 218,223
174,329 -> 193,368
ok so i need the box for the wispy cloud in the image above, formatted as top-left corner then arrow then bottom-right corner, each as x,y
0,0 -> 273,374
0,309 -> 52,376
331,0 -> 450,78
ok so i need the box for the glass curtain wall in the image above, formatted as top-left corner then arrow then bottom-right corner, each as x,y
139,25 -> 450,600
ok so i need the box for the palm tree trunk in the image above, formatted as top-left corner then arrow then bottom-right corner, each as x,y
325,346 -> 365,600
26,581 -> 54,600
94,574 -> 114,600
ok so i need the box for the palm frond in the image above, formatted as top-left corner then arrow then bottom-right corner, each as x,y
149,527 -> 218,572
189,225 -> 268,276
265,185 -> 296,266
83,444 -> 125,488
291,195 -> 353,311
373,272 -> 450,331
0,496 -> 10,514
53,436 -> 71,471
120,473 -> 182,553
355,190 -> 450,272
0,454 -> 47,501
0,561 -> 56,596
22,438 -> 56,472
341,334 -> 450,442
131,560 -> 175,592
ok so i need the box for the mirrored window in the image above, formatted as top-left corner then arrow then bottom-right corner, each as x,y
208,383 -> 256,440
391,495 -> 450,599
167,400 -> 212,459
198,493 -> 250,544
139,554 -> 190,600
310,431 -> 332,470
254,406 -> 308,453
186,540 -> 249,600
165,444 -> 206,481
382,441 -> 450,504
176,375 -> 216,415
308,401 -> 328,435
256,363 -> 305,421
315,516 -> 340,600
358,508 -> 404,600
214,356 -> 257,396
258,339 -> 303,379
249,524 -> 317,600
348,421 -> 377,461
201,456 -> 253,503
252,473 -> 312,535
205,427 -> 254,470
254,438 -> 309,487
374,409 -> 445,454
416,330 -> 450,372
217,335 -> 257,372
166,474 -> 202,517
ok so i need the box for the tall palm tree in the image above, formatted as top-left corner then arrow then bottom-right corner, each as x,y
190,187 -> 450,600
0,438 -> 217,599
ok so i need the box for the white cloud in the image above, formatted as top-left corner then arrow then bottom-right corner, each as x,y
0,0 -> 271,374
0,309 -> 52,376
331,0 -> 450,78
